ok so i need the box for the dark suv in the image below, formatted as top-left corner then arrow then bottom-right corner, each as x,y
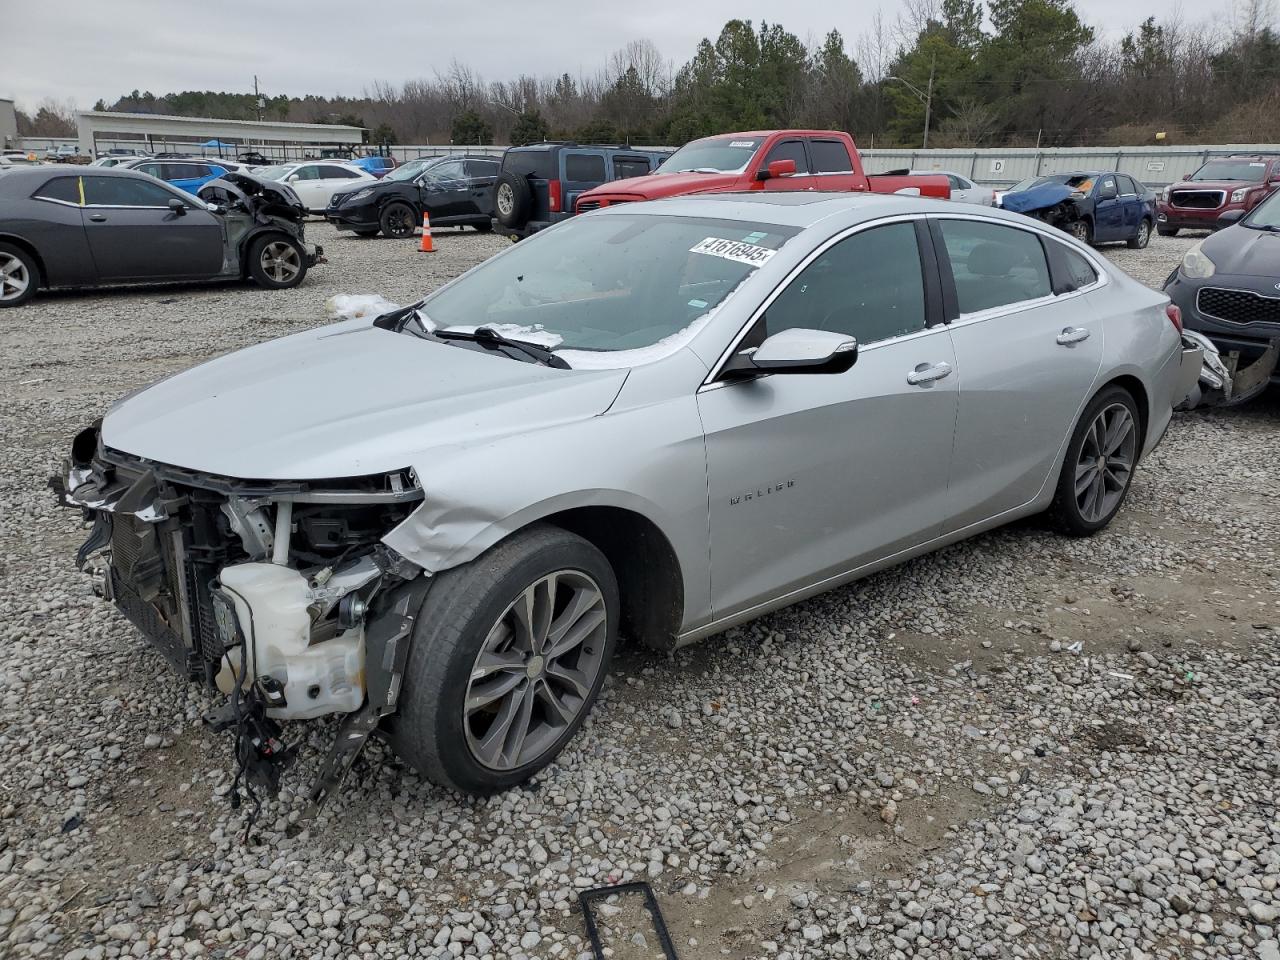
327,155 -> 500,238
492,143 -> 673,240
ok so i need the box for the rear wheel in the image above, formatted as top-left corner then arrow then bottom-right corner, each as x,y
387,525 -> 619,794
1127,219 -> 1152,249
379,202 -> 417,239
1048,386 -> 1141,536
0,243 -> 39,308
246,234 -> 307,289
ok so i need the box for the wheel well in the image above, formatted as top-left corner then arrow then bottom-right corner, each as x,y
0,235 -> 46,288
1099,374 -> 1149,447
238,228 -> 293,274
543,506 -> 684,651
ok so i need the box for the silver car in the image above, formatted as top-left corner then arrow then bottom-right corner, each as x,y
58,193 -> 1201,808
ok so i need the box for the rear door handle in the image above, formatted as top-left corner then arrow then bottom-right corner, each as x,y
906,361 -> 953,385
88,214 -> 107,222
1056,326 -> 1090,345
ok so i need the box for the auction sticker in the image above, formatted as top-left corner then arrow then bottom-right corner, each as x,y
690,237 -> 776,266
729,140 -> 757,148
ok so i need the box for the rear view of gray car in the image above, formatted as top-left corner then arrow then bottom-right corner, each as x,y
56,193 -> 1200,810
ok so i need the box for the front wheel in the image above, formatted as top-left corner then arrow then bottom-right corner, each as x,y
246,234 -> 307,289
1048,386 -> 1141,536
379,202 -> 418,239
1127,219 -> 1152,249
387,525 -> 619,794
1067,219 -> 1093,245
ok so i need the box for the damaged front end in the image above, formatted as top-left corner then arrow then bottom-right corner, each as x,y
53,424 -> 425,815
1177,329 -> 1280,409
198,172 -> 325,269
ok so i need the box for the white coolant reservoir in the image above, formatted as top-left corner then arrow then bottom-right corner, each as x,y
217,562 -> 365,721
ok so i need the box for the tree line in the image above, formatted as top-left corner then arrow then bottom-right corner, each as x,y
19,0 -> 1280,148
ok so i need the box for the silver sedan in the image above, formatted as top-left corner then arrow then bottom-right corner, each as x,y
61,193 -> 1202,806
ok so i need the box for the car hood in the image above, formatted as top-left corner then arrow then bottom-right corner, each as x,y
1172,180 -> 1254,192
101,320 -> 628,480
1202,225 -> 1280,279
580,171 -> 744,202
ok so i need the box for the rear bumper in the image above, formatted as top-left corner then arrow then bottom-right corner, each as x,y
493,213 -> 571,240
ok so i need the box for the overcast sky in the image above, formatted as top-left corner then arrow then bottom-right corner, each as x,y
7,0 -> 1223,112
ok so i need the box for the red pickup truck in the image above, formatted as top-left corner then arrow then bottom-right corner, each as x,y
574,130 -> 950,212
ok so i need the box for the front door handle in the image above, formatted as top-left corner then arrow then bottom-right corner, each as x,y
906,361 -> 953,385
88,213 -> 107,222
1056,326 -> 1091,345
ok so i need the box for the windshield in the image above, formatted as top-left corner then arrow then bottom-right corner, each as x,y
656,137 -> 762,175
420,214 -> 797,363
385,158 -> 439,182
1245,189 -> 1280,228
1190,159 -> 1270,182
254,165 -> 295,181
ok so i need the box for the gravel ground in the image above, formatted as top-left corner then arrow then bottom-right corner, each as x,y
0,224 -> 1276,960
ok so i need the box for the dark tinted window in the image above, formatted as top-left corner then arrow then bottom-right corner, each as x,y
763,139 -> 809,174
940,219 -> 1052,313
1096,175 -> 1117,198
83,176 -> 179,207
321,166 -> 360,179
34,176 -> 80,204
1058,245 -> 1099,290
464,159 -> 499,178
766,222 -> 926,345
1117,175 -> 1138,195
808,140 -> 852,174
502,149 -> 557,179
612,157 -> 651,179
564,153 -> 607,182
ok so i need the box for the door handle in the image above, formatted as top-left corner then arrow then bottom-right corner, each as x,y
906,361 -> 953,385
88,214 -> 107,222
1056,326 -> 1091,345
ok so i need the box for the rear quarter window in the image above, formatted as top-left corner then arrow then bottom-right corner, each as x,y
809,140 -> 853,174
612,157 -> 651,179
564,154 -> 607,182
33,176 -> 81,204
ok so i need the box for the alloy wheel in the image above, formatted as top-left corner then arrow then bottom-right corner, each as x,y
496,183 -> 514,218
0,253 -> 30,302
1135,221 -> 1150,247
1074,402 -> 1136,523
464,570 -> 608,771
259,241 -> 301,283
1070,221 -> 1090,243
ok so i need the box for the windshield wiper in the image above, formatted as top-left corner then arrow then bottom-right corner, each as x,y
434,327 -> 571,368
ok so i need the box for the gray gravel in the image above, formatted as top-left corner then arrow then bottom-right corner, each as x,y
0,224 -> 1276,959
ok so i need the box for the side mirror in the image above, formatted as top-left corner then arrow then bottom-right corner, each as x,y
757,159 -> 797,181
1216,208 -> 1246,228
726,328 -> 858,377
286,174 -> 299,182
168,197 -> 186,215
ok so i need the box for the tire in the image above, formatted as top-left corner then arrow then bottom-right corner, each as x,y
0,242 -> 40,308
1047,385 -> 1141,537
474,220 -> 493,233
1157,225 -> 1179,237
387,525 -> 619,795
245,234 -> 308,290
1067,218 -> 1093,245
493,173 -> 533,229
353,228 -> 380,238
379,202 -> 417,239
1127,218 -> 1152,249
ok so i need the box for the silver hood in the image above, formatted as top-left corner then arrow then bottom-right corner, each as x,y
101,320 -> 628,479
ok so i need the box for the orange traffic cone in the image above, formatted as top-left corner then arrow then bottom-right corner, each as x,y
419,212 -> 434,253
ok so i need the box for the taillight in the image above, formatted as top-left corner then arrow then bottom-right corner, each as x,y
549,180 -> 562,213
1166,303 -> 1183,333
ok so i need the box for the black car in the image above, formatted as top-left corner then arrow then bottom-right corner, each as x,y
0,168 -> 321,308
492,142 -> 673,240
326,155 -> 499,238
1163,187 -> 1280,396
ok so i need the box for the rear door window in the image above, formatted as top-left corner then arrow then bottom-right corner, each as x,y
808,140 -> 853,174
938,219 -> 1053,314
34,176 -> 81,204
564,153 -> 607,182
612,157 -> 651,179
1117,175 -> 1138,196
763,139 -> 809,174
465,159 -> 499,178
947,174 -> 973,190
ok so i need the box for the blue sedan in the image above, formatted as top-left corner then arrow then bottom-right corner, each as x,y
125,159 -> 230,196
1001,171 -> 1156,248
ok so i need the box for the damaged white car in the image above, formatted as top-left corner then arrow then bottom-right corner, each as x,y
57,194 -> 1201,811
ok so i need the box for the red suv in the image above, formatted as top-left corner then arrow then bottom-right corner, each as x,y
1156,155 -> 1280,235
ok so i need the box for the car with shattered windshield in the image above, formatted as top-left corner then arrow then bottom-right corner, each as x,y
56,193 -> 1199,811
0,167 -> 321,307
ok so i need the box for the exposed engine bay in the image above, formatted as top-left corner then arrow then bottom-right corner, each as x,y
53,424 -> 425,823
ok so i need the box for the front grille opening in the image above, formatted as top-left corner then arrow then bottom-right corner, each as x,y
1198,287 -> 1280,326
1171,191 -> 1225,209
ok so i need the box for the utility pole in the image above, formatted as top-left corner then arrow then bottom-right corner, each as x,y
254,75 -> 263,122
922,53 -> 935,150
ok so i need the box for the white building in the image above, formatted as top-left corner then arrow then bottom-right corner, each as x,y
75,111 -> 365,160
0,98 -> 18,149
